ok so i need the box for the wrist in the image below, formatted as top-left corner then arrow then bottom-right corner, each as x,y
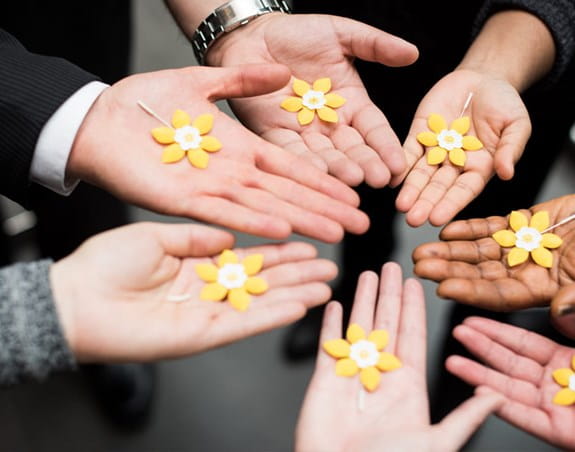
50,259 -> 78,358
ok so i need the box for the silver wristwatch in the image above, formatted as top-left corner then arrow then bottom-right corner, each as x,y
191,0 -> 291,65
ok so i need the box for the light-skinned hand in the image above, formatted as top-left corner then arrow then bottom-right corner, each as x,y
69,64 -> 369,243
50,222 -> 338,362
395,69 -> 531,226
295,263 -> 503,452
207,13 -> 419,188
447,316 -> 575,450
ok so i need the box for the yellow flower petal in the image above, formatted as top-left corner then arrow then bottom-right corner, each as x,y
376,352 -> 402,372
323,339 -> 351,359
553,388 -> 575,406
195,263 -> 219,282
531,247 -> 553,268
335,358 -> 359,377
367,330 -> 389,351
541,233 -> 563,249
417,131 -> 439,147
324,93 -> 346,108
346,323 -> 366,343
450,116 -> 470,135
298,107 -> 315,126
151,127 -> 175,144
428,113 -> 447,134
508,247 -> 529,267
200,283 -> 228,301
192,114 -> 214,135
243,254 -> 264,276
317,106 -> 338,123
228,288 -> 251,311
172,109 -> 191,129
530,211 -> 550,232
218,250 -> 239,267
162,144 -> 186,163
188,149 -> 209,169
509,211 -> 528,232
462,135 -> 483,151
552,368 -> 574,387
427,146 -> 447,165
360,367 -> 381,392
200,136 -> 222,152
449,148 -> 466,167
293,79 -> 311,97
245,277 -> 268,295
281,96 -> 304,112
313,77 -> 332,93
493,229 -> 517,248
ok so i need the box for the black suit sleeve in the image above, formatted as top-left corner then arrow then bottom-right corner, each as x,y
0,28 -> 98,205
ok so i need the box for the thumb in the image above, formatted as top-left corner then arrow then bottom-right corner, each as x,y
152,223 -> 235,258
202,64 -> 291,101
492,116 -> 531,181
550,284 -> 575,340
432,388 -> 505,451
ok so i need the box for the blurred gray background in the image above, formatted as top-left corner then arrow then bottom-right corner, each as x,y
1,2 -> 574,451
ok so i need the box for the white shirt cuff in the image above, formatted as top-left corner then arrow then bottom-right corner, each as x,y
30,81 -> 109,196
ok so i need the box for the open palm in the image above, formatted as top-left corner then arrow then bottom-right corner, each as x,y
396,69 -> 531,227
69,64 -> 368,243
207,13 -> 419,188
448,316 -> 575,449
413,194 -> 575,310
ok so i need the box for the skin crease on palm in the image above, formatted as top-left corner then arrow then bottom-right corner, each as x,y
206,13 -> 419,188
412,194 -> 575,311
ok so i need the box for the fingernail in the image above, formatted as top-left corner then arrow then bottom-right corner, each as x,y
558,305 -> 575,316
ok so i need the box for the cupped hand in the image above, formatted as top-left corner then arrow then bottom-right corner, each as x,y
207,13 -> 418,188
50,222 -> 337,362
413,195 -> 575,311
447,316 -> 575,450
395,69 -> 531,227
69,64 -> 369,243
295,263 -> 503,452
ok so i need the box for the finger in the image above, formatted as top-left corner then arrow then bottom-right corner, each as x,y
333,16 -> 419,66
261,128 -> 328,172
349,271 -> 380,331
412,239 -> 502,263
439,217 -> 508,241
404,166 -> 459,227
316,301 -> 344,371
429,171 -> 489,226
445,355 -> 541,407
395,157 -> 438,215
390,133 -> 424,188
462,317 -> 559,365
203,64 -> 291,100
436,278 -> 535,311
351,105 -> 405,179
414,259 -> 507,282
493,116 -> 531,181
231,241 -> 318,268
397,278 -> 427,371
261,258 -> 338,289
452,324 -> 544,385
148,223 -> 235,257
302,131 -> 364,186
434,391 -> 505,451
189,195 -> 292,239
260,282 -> 332,310
550,284 -> 575,340
374,262 -> 403,351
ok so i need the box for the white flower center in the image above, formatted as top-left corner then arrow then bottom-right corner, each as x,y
349,340 -> 380,369
302,90 -> 326,110
437,129 -> 463,151
569,375 -> 575,391
515,227 -> 542,252
175,125 -> 202,151
217,263 -> 248,289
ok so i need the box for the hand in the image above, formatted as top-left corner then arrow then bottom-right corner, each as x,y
447,316 -> 575,450
395,69 -> 531,226
295,263 -> 503,452
50,222 -> 337,362
413,195 -> 575,311
207,13 -> 419,188
69,64 -> 369,243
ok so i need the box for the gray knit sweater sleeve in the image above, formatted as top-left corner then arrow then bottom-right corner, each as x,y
0,260 -> 75,384
474,0 -> 575,85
